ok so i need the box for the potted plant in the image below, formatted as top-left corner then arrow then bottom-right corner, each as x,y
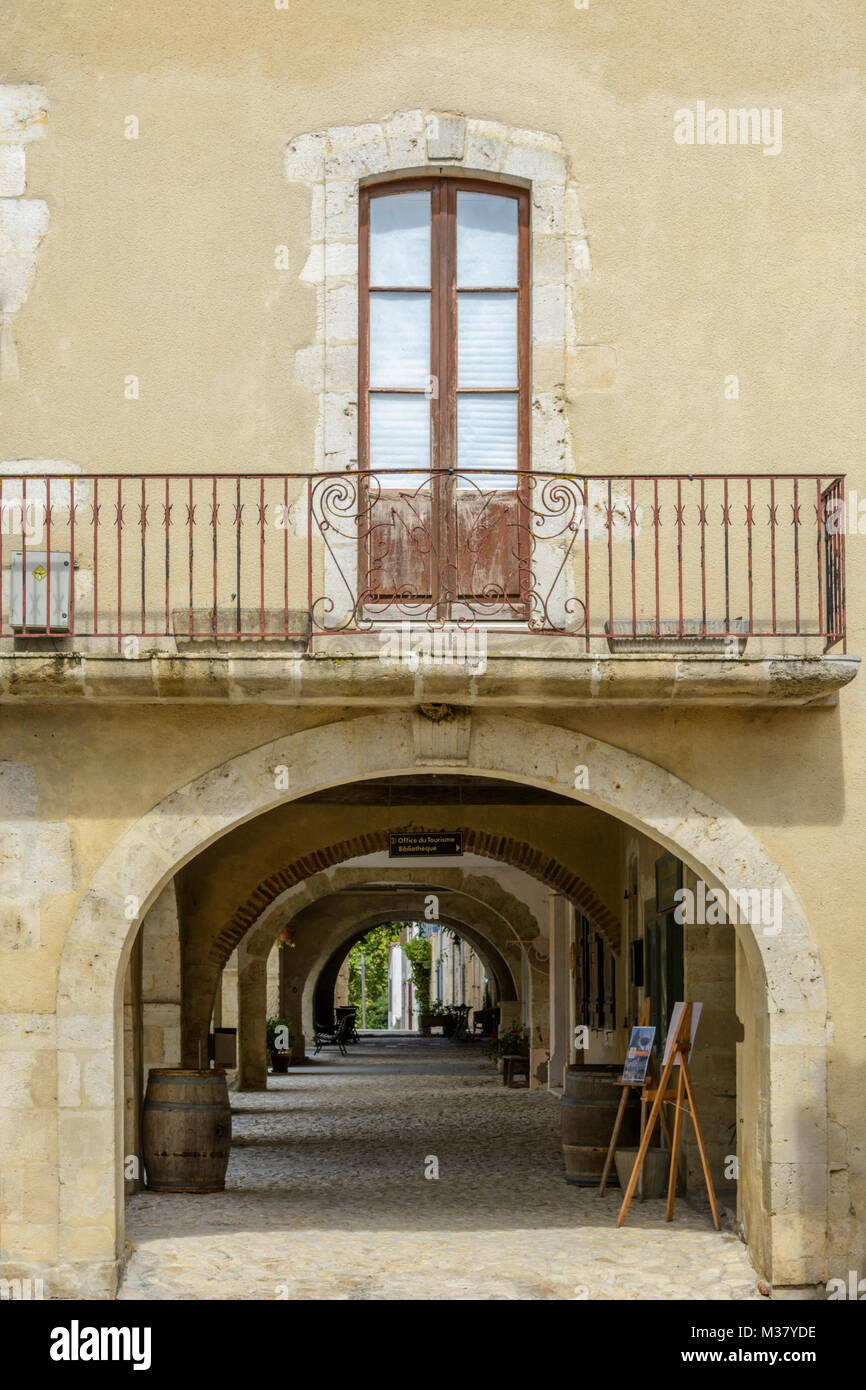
613,1146 -> 670,1197
418,998 -> 447,1036
483,1022 -> 529,1071
403,936 -> 434,1033
266,1016 -> 291,1073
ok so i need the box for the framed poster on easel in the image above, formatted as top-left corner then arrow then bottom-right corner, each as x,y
598,1002 -> 680,1200
621,1025 -> 655,1084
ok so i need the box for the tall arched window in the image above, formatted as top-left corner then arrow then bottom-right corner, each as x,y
359,177 -> 530,619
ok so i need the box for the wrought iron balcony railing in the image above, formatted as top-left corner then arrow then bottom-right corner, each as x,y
0,469 -> 846,655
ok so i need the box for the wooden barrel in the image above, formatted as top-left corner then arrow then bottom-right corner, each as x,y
142,1068 -> 232,1193
564,1062 -> 621,1099
561,1065 -> 639,1186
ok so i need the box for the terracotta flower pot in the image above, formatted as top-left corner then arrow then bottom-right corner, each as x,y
270,1051 -> 290,1074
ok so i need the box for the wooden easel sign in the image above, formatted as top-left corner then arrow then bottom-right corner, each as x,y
616,1001 -> 720,1230
662,1001 -> 703,1067
598,1000 -> 677,1199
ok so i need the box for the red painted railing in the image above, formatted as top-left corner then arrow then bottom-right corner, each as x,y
0,470 -> 846,654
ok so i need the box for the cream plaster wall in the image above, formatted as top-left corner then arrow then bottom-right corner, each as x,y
2,2 -> 862,482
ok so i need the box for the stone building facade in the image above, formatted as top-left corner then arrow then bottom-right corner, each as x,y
0,0 -> 863,1301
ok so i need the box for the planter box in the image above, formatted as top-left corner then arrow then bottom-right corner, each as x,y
613,1147 -> 670,1198
419,1014 -> 447,1035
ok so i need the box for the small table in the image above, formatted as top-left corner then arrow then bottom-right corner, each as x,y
503,1054 -> 530,1088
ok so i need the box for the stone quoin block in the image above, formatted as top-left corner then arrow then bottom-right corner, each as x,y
324,280 -> 358,341
0,828 -> 25,889
531,182 -> 566,234
0,85 -> 48,142
507,125 -> 564,154
0,146 -> 25,196
387,134 -> 425,168
0,898 -> 39,951
384,109 -> 424,137
324,241 -> 357,279
532,234 -> 567,285
324,180 -> 359,239
464,134 -> 507,171
532,283 -> 567,342
327,122 -> 384,153
0,760 -> 38,818
504,144 -> 566,183
283,130 -> 327,181
324,140 -> 389,181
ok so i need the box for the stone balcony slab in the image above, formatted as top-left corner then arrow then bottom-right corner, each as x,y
0,649 -> 855,707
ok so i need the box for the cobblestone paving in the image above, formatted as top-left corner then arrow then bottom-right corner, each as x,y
119,1038 -> 761,1301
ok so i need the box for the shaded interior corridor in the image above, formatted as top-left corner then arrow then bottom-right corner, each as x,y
120,1038 -> 759,1300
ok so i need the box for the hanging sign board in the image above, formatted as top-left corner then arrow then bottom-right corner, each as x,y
388,831 -> 463,858
621,1025 -> 656,1084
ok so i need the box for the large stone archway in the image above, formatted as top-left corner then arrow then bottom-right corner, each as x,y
229,873 -> 534,1082
198,862 -> 553,1072
245,873 -> 530,983
56,710 -> 828,1295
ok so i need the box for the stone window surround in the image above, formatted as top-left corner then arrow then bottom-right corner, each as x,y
284,111 -> 610,479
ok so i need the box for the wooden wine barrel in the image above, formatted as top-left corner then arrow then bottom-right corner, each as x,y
563,1062 -> 621,1099
142,1068 -> 232,1193
561,1065 -> 638,1186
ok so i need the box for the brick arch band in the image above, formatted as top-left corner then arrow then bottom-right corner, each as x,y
209,825 -> 621,969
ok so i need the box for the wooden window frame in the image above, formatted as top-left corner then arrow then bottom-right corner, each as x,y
577,913 -> 617,1034
358,176 -> 531,620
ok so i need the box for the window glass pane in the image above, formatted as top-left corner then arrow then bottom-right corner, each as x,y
370,394 -> 430,490
457,192 -> 518,287
369,191 -> 431,287
458,293 -> 517,387
457,395 -> 518,487
370,293 -> 430,388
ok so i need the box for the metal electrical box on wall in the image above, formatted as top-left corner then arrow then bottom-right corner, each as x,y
9,551 -> 71,631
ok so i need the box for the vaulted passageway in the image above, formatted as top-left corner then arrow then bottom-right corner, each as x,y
119,1036 -> 759,1301
76,711 -> 828,1295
